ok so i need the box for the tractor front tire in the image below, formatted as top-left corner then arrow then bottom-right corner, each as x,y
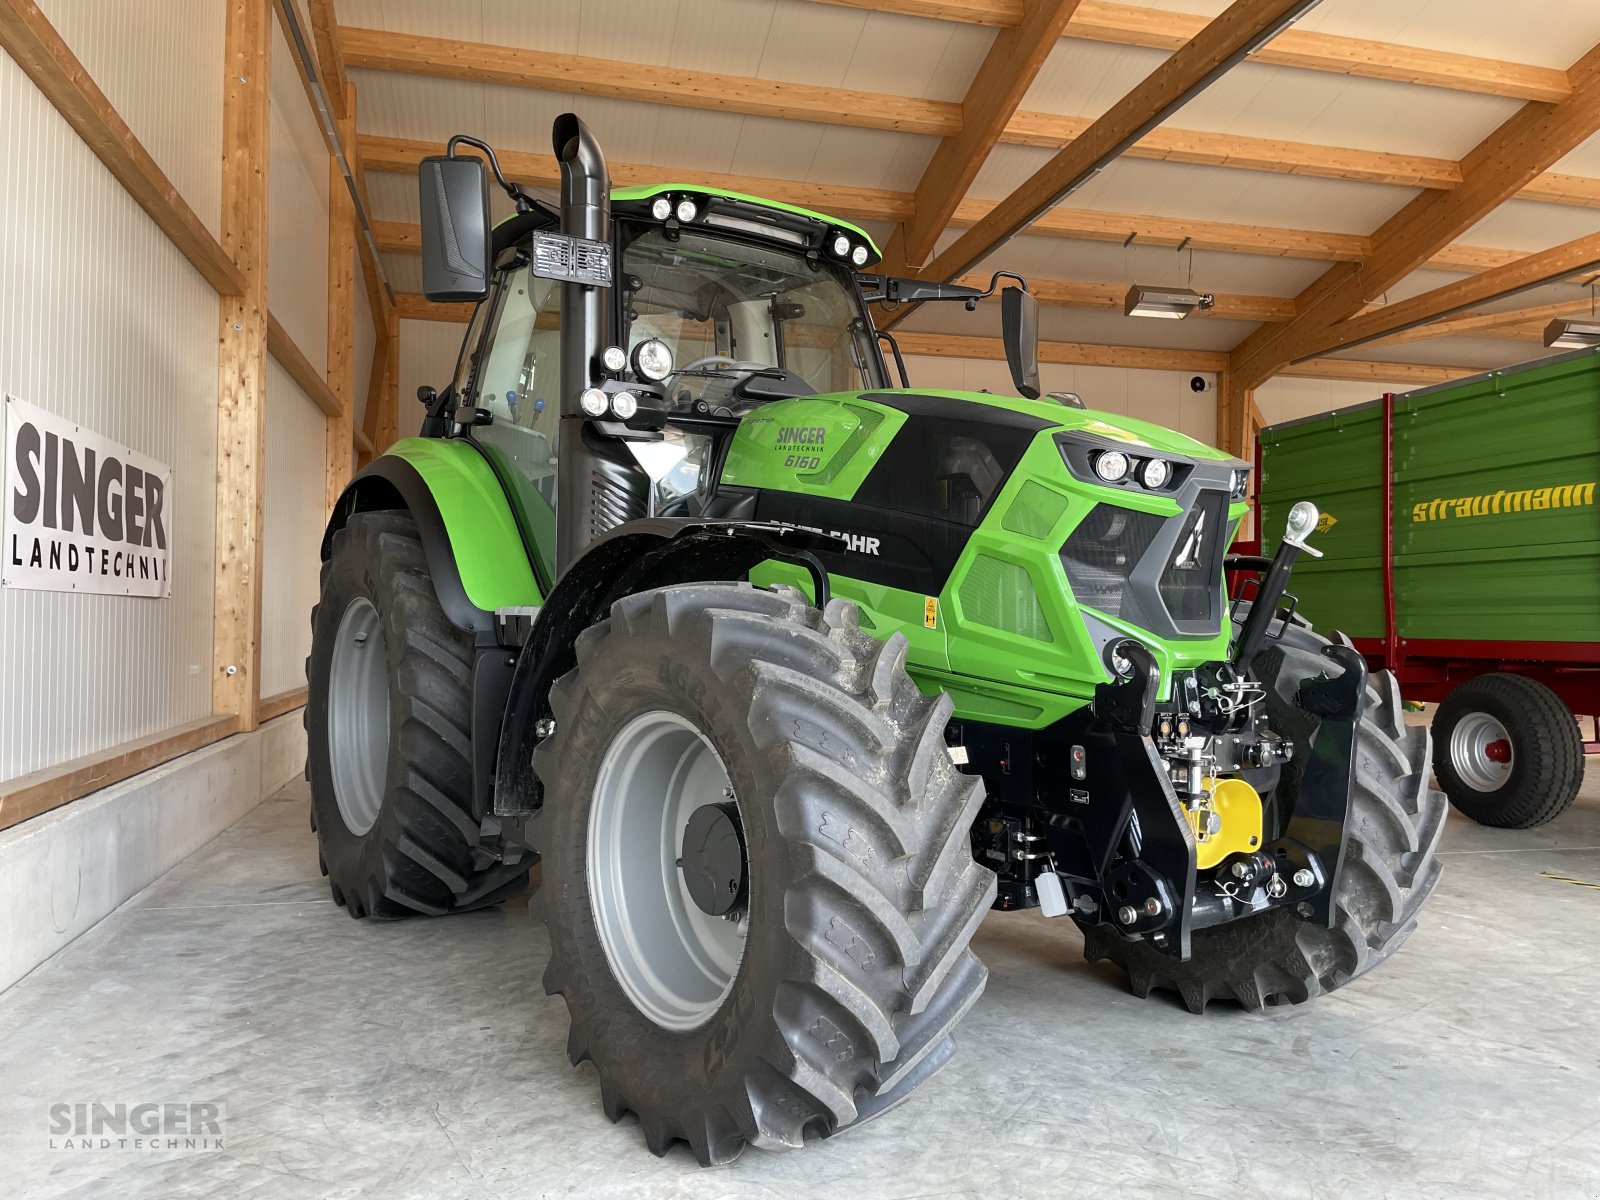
534,583 -> 996,1164
1432,674 -> 1584,828
1082,617 -> 1447,1012
306,510 -> 529,919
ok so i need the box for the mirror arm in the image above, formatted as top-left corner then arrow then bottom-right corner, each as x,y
445,134 -> 556,219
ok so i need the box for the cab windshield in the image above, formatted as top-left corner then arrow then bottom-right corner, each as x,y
619,223 -> 886,414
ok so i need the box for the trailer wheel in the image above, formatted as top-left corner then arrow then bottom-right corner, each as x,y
534,583 -> 995,1164
1432,674 -> 1584,828
306,511 -> 530,918
1081,612 -> 1447,1011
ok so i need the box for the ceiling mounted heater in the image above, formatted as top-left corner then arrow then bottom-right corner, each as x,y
1544,318 -> 1600,349
1124,284 -> 1216,320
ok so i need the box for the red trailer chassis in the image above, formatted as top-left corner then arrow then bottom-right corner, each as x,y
1234,392 -> 1600,755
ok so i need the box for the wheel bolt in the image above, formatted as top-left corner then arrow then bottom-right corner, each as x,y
1117,905 -> 1138,925
1292,868 -> 1315,888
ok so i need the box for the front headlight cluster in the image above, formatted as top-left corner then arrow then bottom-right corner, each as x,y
1230,467 -> 1251,499
1092,448 -> 1174,491
579,387 -> 638,421
829,231 -> 872,268
649,194 -> 699,223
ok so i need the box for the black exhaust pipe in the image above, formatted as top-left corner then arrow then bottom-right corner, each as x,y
552,113 -> 644,573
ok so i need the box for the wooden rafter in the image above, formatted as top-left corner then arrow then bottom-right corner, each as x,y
885,0 -> 1085,271
372,207 -> 1522,275
1310,232 -> 1600,357
913,0 -> 1326,289
395,293 -> 475,323
1367,295 -> 1600,348
807,0 -> 1573,104
892,331 -> 1477,385
1231,41 -> 1600,389
342,28 -> 1600,214
1064,1 -> 1572,104
0,0 -> 243,295
266,313 -> 341,417
954,275 -> 1296,322
306,0 -> 348,120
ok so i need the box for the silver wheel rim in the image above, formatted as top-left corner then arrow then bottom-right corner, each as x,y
588,711 -> 747,1031
328,596 -> 390,835
1450,711 -> 1513,793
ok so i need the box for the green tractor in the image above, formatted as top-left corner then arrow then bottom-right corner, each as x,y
306,114 -> 1446,1164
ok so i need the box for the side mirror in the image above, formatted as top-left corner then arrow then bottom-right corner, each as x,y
419,154 -> 492,302
1001,286 -> 1041,400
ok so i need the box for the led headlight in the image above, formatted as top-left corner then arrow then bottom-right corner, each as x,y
610,390 -> 639,420
579,387 -> 609,417
630,338 -> 673,382
831,234 -> 851,258
1230,467 -> 1250,499
650,196 -> 672,221
851,244 -> 870,267
1093,449 -> 1131,483
600,344 -> 628,374
675,198 -> 698,223
1138,457 -> 1170,489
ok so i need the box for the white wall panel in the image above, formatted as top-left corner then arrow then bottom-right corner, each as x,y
0,50 -> 217,781
267,21 -> 330,375
398,320 -> 468,430
259,359 -> 326,698
34,0 -> 224,236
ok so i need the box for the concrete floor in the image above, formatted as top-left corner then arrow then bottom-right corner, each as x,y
4,769 -> 1599,1199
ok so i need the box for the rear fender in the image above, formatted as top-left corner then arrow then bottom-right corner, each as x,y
323,437 -> 541,636
492,520 -> 842,826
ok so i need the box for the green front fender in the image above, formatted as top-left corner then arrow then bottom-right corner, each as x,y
327,438 -> 541,629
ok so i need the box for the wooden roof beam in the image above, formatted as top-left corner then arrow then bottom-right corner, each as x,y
956,274 -> 1295,322
1304,231 -> 1600,357
306,0 -> 349,121
1230,40 -> 1600,389
807,0 -> 1572,103
342,27 -> 1600,211
366,176 -> 1523,274
911,0 -> 1330,289
883,0 -> 1085,273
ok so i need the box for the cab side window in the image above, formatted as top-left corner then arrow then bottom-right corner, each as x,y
471,265 -> 563,508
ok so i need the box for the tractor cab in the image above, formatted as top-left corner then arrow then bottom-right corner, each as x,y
417,118 -> 1038,576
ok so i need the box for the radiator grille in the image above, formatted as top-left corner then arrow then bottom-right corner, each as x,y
1059,505 -> 1165,622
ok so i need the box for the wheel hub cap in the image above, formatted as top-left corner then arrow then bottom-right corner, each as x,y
680,803 -> 748,917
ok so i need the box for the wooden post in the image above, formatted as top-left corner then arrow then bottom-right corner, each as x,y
325,83 -> 357,514
382,307 -> 400,450
213,0 -> 270,731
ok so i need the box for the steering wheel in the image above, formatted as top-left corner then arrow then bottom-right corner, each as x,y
676,355 -> 770,374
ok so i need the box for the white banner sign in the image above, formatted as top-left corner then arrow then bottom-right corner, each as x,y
3,397 -> 173,597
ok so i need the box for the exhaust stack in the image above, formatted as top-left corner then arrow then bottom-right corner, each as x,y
552,114 -> 643,571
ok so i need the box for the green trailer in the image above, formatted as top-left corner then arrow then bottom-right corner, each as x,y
1256,347 -> 1600,828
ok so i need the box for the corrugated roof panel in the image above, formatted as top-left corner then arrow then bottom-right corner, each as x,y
1461,196 -> 1600,253
843,8 -> 993,102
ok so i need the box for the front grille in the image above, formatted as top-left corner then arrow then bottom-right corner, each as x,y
1059,505 -> 1165,623
1159,491 -> 1226,624
1059,490 -> 1229,634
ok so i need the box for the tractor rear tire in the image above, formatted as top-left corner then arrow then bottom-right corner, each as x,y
1432,674 -> 1584,828
306,510 -> 529,919
1081,616 -> 1447,1012
534,583 -> 996,1164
